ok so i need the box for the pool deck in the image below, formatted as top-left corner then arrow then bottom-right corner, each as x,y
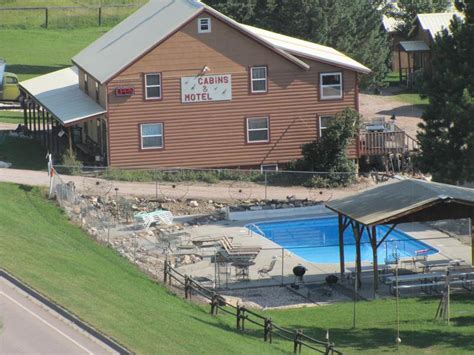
175,214 -> 472,296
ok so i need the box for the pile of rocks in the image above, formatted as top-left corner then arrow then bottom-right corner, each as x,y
229,197 -> 321,212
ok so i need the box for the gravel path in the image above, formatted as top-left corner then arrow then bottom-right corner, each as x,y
0,168 -> 373,202
359,92 -> 423,138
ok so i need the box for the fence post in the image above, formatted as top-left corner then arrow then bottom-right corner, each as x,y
98,6 -> 102,26
44,8 -> 48,28
264,171 -> 268,200
184,275 -> 189,299
163,260 -> 168,284
210,293 -> 218,316
241,307 -> 246,331
264,318 -> 273,343
236,305 -> 241,330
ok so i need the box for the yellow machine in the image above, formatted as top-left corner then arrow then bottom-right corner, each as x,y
0,59 -> 21,101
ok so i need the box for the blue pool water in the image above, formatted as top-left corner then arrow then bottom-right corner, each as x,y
246,217 -> 438,264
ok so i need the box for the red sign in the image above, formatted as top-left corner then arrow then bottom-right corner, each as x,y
115,87 -> 135,97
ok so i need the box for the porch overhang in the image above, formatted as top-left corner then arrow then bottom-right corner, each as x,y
399,40 -> 430,52
19,66 -> 106,127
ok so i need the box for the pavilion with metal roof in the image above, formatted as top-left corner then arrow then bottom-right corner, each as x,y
326,179 -> 474,295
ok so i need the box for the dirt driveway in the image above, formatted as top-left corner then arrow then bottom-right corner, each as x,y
359,92 -> 424,138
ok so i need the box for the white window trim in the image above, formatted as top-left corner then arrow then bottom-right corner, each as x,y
261,164 -> 278,172
319,115 -> 335,138
320,72 -> 343,100
247,117 -> 270,143
198,17 -> 212,33
140,123 -> 163,150
144,73 -> 162,100
250,66 -> 268,93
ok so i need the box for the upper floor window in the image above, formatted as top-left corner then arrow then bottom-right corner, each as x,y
319,115 -> 335,138
140,123 -> 163,149
250,66 -> 268,93
320,72 -> 342,100
84,73 -> 89,94
145,73 -> 162,100
247,117 -> 269,143
198,18 -> 212,33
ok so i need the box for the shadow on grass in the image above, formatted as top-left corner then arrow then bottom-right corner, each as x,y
0,136 -> 46,170
377,104 -> 425,118
8,64 -> 69,76
189,315 -> 290,354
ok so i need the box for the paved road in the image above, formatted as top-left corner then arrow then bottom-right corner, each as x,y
0,277 -> 116,355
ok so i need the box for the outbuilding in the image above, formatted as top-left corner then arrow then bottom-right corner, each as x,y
20,0 -> 370,169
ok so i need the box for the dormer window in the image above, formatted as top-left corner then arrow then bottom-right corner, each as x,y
198,18 -> 211,33
84,73 -> 89,94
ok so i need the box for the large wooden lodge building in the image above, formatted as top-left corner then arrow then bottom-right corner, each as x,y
20,0 -> 370,170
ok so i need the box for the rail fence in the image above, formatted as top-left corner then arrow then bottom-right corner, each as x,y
0,4 -> 143,28
163,261 -> 343,355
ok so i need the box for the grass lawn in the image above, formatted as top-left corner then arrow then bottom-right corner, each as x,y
0,135 -> 47,169
0,110 -> 23,124
0,182 -> 473,354
0,28 -> 109,81
383,71 -> 430,107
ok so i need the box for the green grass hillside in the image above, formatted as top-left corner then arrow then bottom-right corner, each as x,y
0,182 -> 473,354
0,182 -> 290,354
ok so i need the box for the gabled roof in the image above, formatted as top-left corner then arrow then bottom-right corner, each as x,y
409,12 -> 464,39
242,25 -> 371,74
20,67 -> 106,126
326,179 -> 474,226
72,0 -> 370,84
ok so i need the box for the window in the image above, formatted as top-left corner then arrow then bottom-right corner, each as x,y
247,117 -> 269,143
145,73 -> 162,100
320,72 -> 342,99
319,116 -> 335,138
84,74 -> 89,94
198,18 -> 211,33
5,76 -> 18,84
261,164 -> 278,172
140,123 -> 163,149
250,66 -> 267,93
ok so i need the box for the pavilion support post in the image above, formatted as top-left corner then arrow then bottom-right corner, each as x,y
398,46 -> 402,83
28,102 -> 32,132
42,108 -> 46,146
47,114 -> 52,154
338,213 -> 346,279
33,104 -> 37,136
407,53 -> 412,84
471,219 -> 473,267
49,117 -> 54,155
351,221 -> 363,288
371,225 -> 379,297
23,98 -> 28,128
68,126 -> 73,152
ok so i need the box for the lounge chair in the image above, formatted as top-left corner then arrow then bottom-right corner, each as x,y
191,235 -> 233,248
134,210 -> 174,229
218,240 -> 261,260
258,257 -> 277,278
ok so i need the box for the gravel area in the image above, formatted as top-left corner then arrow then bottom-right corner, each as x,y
359,92 -> 423,138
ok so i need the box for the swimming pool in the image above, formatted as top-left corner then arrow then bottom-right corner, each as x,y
246,216 -> 438,264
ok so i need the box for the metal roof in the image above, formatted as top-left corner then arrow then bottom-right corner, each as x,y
72,0 -> 371,83
19,67 -> 106,126
399,40 -> 430,52
409,12 -> 463,39
242,25 -> 371,74
326,179 -> 474,226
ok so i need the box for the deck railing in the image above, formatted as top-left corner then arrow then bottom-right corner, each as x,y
359,131 -> 419,156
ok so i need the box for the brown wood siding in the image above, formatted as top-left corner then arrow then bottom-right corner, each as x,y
106,11 -> 359,169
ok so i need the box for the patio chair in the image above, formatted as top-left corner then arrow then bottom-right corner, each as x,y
258,257 -> 277,278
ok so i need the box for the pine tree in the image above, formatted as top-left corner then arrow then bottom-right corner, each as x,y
417,0 -> 474,183
391,0 -> 452,36
203,0 -> 390,89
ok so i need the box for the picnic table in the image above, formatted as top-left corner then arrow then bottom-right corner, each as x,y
232,261 -> 255,281
387,271 -> 474,295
